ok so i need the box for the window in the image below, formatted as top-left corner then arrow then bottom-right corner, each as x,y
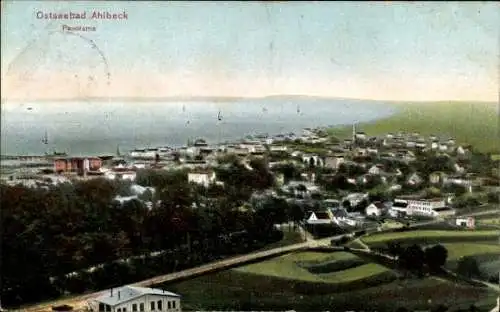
99,304 -> 105,312
118,309 -> 122,312
132,304 -> 137,312
151,302 -> 155,311
167,302 -> 171,309
172,301 -> 176,309
106,305 -> 111,312
157,301 -> 162,311
123,309 -> 127,312
139,303 -> 144,312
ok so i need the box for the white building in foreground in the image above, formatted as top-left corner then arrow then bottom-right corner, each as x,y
88,286 -> 181,312
187,170 -> 216,187
390,198 -> 455,218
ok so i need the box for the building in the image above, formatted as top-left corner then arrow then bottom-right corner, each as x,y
391,198 -> 455,218
324,155 -> 345,169
302,154 -> 323,167
456,217 -> 475,229
88,286 -> 181,312
130,149 -> 158,159
306,211 -> 333,225
54,157 -> 102,174
187,170 -> 216,187
365,202 -> 385,217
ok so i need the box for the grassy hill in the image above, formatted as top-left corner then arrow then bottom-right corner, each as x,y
328,102 -> 499,153
161,250 -> 496,311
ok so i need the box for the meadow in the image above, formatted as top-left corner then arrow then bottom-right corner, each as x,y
442,243 -> 500,260
328,101 -> 500,153
161,250 -> 497,311
361,230 -> 498,248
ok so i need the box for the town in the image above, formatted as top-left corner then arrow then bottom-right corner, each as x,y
2,124 -> 499,311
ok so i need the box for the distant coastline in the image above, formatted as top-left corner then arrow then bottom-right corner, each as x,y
1,95 -> 496,105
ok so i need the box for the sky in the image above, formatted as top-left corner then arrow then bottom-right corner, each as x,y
1,1 -> 499,102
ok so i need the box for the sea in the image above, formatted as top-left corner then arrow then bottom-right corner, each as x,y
0,97 -> 397,156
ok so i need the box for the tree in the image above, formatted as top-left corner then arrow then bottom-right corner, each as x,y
431,304 -> 449,312
456,257 -> 481,278
387,241 -> 403,257
487,191 -> 499,203
424,244 -> 448,273
398,244 -> 425,274
288,203 -> 305,228
342,200 -> 351,211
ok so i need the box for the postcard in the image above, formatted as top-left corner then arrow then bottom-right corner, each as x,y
1,1 -> 499,312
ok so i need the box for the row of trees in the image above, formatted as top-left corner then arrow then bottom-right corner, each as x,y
1,159 -> 290,307
386,242 -> 448,275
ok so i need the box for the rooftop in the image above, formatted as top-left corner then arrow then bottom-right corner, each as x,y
94,286 -> 180,306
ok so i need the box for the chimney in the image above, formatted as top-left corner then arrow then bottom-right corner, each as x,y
111,288 -> 113,297
118,291 -> 121,300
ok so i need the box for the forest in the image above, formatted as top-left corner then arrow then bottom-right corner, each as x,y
1,159 -> 289,307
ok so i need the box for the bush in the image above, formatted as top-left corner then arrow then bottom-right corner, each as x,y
305,258 -> 367,274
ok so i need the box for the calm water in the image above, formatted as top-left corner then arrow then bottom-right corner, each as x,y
1,97 -> 396,156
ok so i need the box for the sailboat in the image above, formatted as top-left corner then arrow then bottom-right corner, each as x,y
42,130 -> 48,145
217,110 -> 223,121
296,105 -> 301,114
42,130 -> 67,157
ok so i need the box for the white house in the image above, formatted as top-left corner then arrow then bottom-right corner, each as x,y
343,192 -> 368,208
188,170 -> 216,187
324,155 -> 345,169
88,286 -> 181,312
306,211 -> 334,225
106,171 -> 137,181
130,184 -> 155,196
331,209 -> 364,227
453,163 -> 465,174
455,217 -> 475,229
406,141 -> 416,148
439,144 -> 448,151
365,202 -> 385,217
269,145 -> 288,152
456,146 -> 467,155
406,172 -> 423,186
355,132 -> 367,140
391,197 -> 454,218
130,149 -> 157,159
366,148 -> 379,155
368,165 -> 383,175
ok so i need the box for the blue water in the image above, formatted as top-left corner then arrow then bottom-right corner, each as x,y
1,97 -> 397,156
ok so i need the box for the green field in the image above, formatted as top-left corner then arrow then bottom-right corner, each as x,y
362,230 -> 498,247
478,217 -> 500,225
233,251 -> 377,283
156,246 -> 499,311
491,154 -> 500,161
162,268 -> 495,311
442,243 -> 500,260
328,102 -> 500,153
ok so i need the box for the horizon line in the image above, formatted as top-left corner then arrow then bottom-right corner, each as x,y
1,95 -> 497,104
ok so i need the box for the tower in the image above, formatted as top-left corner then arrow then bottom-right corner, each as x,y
352,123 -> 356,142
